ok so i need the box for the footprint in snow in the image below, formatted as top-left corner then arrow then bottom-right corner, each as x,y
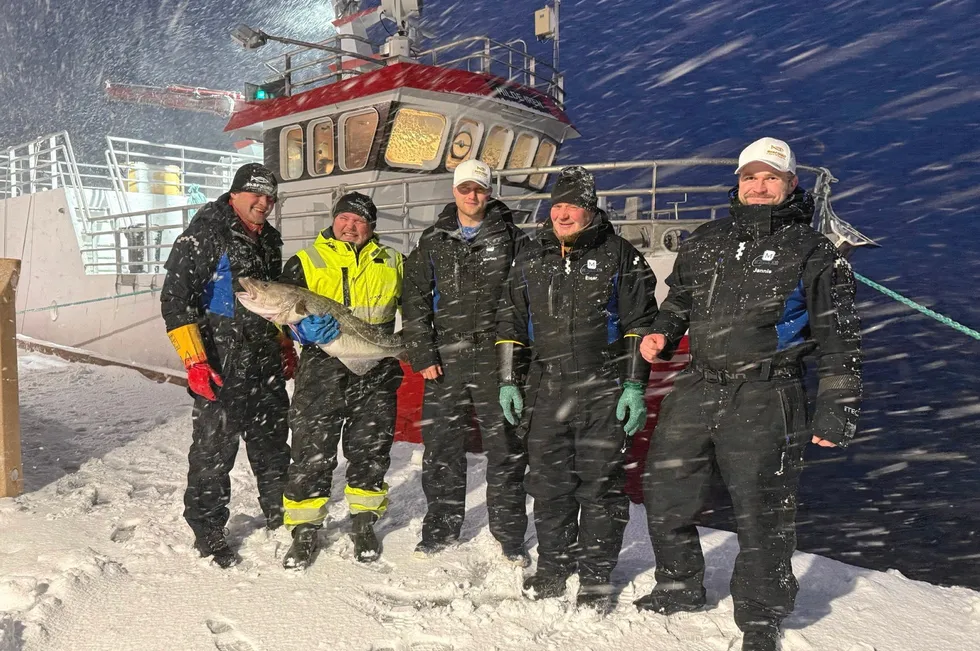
110,519 -> 140,543
206,617 -> 258,651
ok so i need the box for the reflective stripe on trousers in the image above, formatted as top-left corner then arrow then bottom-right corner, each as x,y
283,496 -> 328,529
345,483 -> 389,516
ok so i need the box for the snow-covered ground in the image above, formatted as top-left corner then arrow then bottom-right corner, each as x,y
2,353 -> 979,651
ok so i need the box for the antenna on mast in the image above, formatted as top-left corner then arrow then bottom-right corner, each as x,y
534,1 -> 563,104
379,0 -> 423,58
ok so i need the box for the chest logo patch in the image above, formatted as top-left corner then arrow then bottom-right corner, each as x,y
587,259 -> 597,270
752,249 -> 779,268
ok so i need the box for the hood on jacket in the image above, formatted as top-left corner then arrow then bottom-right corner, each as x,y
728,186 -> 814,240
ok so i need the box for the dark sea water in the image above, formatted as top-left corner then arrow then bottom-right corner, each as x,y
2,0 -> 978,589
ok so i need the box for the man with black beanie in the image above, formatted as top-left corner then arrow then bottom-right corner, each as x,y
161,162 -> 294,568
496,166 -> 659,611
278,191 -> 405,569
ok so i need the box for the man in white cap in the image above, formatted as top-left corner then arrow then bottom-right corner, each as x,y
634,138 -> 863,651
402,158 -> 531,563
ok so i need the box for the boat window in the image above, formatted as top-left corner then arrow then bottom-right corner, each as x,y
445,119 -> 484,171
385,108 -> 448,169
505,132 -> 539,183
280,126 -> 304,180
340,108 -> 380,172
308,119 -> 335,176
528,139 -> 558,189
480,125 -> 514,170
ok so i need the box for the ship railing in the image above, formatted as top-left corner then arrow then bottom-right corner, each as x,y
78,203 -> 198,276
256,33 -> 564,106
0,131 -> 92,221
72,159 -> 838,275
258,33 -> 384,93
415,37 -> 564,106
274,159 -> 835,253
103,136 -> 262,213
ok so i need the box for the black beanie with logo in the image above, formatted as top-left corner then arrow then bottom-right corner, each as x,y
230,163 -> 278,199
333,191 -> 378,227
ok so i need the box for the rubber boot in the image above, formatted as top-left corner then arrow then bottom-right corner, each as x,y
194,529 -> 239,569
741,630 -> 779,651
576,582 -> 615,614
351,512 -> 380,563
282,524 -> 319,570
522,572 -> 570,600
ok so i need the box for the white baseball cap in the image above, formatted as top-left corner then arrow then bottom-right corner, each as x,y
453,159 -> 493,189
735,137 -> 797,175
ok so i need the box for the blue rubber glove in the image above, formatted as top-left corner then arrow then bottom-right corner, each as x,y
499,384 -> 524,426
290,314 -> 340,346
616,381 -> 647,437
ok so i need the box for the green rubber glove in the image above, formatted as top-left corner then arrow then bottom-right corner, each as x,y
499,384 -> 524,426
616,381 -> 647,437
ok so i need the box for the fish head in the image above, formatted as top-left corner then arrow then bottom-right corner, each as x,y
236,277 -> 311,325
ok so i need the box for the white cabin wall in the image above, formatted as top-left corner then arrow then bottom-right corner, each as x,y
1,189 -> 179,370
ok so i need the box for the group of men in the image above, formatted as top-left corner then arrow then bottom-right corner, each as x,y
160,136 -> 862,651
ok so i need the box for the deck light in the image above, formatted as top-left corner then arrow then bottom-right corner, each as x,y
230,24 -> 268,50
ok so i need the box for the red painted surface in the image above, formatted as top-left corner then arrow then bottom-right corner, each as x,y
625,336 -> 691,504
394,337 -> 692,505
332,6 -> 379,27
394,362 -> 424,444
224,62 -> 572,131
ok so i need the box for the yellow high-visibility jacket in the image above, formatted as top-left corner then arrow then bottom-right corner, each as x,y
290,233 -> 402,329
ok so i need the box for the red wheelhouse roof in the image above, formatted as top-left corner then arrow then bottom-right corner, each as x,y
224,61 -> 572,131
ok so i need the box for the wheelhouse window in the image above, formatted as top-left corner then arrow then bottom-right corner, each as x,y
445,119 -> 484,171
505,132 -> 539,183
308,119 -> 335,176
529,139 -> 558,189
280,126 -> 304,180
479,125 -> 514,170
384,108 -> 448,169
340,108 -> 380,172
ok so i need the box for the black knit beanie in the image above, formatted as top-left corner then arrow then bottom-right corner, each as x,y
333,191 -> 378,227
230,163 -> 278,199
551,166 -> 598,211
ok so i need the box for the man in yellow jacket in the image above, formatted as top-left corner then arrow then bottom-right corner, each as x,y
280,192 -> 404,568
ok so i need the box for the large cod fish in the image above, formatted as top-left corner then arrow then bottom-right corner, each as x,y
236,277 -> 408,376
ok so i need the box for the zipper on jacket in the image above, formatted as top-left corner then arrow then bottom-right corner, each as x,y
548,277 -> 556,316
705,258 -> 721,312
341,267 -> 351,307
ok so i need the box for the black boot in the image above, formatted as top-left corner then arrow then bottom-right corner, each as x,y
634,588 -> 706,615
351,512 -> 380,563
282,524 -> 319,570
576,582 -> 615,614
265,508 -> 284,531
193,529 -> 239,569
741,629 -> 779,651
522,572 -> 570,600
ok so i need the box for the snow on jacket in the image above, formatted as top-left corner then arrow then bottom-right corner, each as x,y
496,211 -> 658,380
160,192 -> 284,378
402,199 -> 527,370
653,187 -> 862,445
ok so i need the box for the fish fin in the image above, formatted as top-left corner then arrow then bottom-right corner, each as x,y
335,357 -> 382,376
